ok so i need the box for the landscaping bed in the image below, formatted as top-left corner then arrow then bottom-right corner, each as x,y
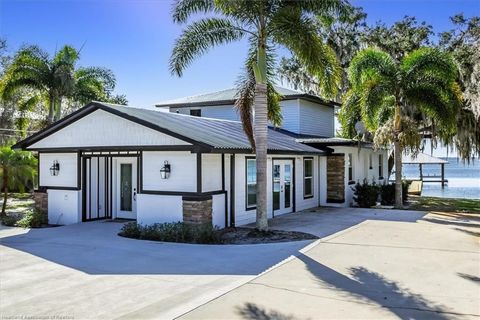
118,221 -> 318,245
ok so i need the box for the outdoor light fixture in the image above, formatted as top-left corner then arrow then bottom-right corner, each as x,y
160,160 -> 171,179
50,160 -> 60,176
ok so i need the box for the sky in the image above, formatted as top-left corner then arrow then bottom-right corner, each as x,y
1,0 -> 479,156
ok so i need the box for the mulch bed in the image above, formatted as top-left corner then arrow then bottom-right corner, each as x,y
218,227 -> 318,244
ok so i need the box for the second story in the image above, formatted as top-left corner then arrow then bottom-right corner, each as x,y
156,86 -> 339,138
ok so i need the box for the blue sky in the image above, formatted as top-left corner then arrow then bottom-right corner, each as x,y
1,0 -> 478,108
1,0 -> 479,156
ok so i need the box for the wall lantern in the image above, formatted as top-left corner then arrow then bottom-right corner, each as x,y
50,160 -> 60,176
160,160 -> 171,179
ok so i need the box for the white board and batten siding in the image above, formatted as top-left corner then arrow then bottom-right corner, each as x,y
29,109 -> 190,149
39,153 -> 78,188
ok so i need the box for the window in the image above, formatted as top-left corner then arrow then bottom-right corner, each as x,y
348,153 -> 353,181
369,154 -> 373,170
190,109 -> 201,117
378,154 -> 384,178
304,158 -> 313,198
246,158 -> 256,208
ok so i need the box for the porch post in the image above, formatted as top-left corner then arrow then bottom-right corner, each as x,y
441,163 -> 445,188
419,164 -> 423,181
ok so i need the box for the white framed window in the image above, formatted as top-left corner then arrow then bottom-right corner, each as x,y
348,153 -> 354,181
246,158 -> 256,208
378,154 -> 384,178
304,158 -> 313,198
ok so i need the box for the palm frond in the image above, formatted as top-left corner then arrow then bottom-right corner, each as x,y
171,0 -> 215,23
348,48 -> 397,90
170,18 -> 245,76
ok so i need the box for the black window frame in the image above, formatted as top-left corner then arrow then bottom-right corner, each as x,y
378,154 -> 384,179
189,109 -> 201,117
348,153 -> 354,182
303,157 -> 314,199
245,157 -> 256,210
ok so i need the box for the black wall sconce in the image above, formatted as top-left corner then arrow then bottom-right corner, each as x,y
50,160 -> 60,176
160,160 -> 171,179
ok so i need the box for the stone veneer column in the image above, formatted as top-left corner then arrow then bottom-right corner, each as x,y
182,196 -> 213,225
33,191 -> 48,214
326,155 -> 345,203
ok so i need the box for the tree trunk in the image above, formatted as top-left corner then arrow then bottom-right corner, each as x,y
1,173 -> 8,217
394,103 -> 403,208
254,83 -> 268,231
54,98 -> 62,121
47,95 -> 55,124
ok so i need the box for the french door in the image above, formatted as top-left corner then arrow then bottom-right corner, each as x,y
273,159 -> 294,216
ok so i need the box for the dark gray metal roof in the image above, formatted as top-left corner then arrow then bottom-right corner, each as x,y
296,137 -> 372,147
14,102 -> 325,154
155,86 -> 339,108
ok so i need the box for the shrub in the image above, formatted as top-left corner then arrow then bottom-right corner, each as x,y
119,221 -> 221,244
353,179 -> 379,208
16,210 -> 47,228
1,215 -> 19,227
379,181 -> 410,205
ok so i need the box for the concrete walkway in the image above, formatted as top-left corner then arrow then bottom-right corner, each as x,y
0,221 -> 309,320
181,208 -> 480,319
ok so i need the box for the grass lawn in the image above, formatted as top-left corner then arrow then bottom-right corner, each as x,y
408,196 -> 480,214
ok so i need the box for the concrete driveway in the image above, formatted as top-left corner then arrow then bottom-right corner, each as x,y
0,221 -> 309,320
182,208 -> 480,319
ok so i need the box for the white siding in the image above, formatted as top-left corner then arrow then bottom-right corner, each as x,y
29,109 -> 190,149
279,100 -> 300,133
136,194 -> 183,225
40,153 -> 78,188
212,193 -> 226,228
47,190 -> 81,225
142,151 -> 196,192
233,154 -> 320,226
299,100 -> 335,137
170,105 -> 240,121
202,154 -> 223,192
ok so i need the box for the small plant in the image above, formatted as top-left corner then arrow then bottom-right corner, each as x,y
16,210 -> 47,228
0,215 -> 19,227
353,179 -> 379,208
379,181 -> 410,205
119,221 -> 221,244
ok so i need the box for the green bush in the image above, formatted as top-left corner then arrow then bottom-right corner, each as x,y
379,181 -> 410,205
16,210 -> 47,228
1,215 -> 19,227
119,221 -> 221,244
353,179 -> 379,208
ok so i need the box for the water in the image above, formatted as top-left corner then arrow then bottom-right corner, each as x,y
402,158 -> 480,199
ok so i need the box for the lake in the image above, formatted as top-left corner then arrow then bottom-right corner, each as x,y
402,157 -> 480,199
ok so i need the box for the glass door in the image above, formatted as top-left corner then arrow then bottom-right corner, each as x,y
115,158 -> 137,219
272,159 -> 294,216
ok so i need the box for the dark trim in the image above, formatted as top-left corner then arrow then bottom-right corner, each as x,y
29,145 -> 197,153
97,157 -> 100,218
196,153 -> 202,193
82,157 -> 87,221
140,189 -> 225,197
221,154 -> 227,228
14,102 -> 213,150
40,186 -> 80,191
208,148 -> 324,155
221,154 -> 225,190
77,152 -> 81,190
303,157 -> 314,199
37,152 -> 41,189
182,194 -> 213,201
230,154 -> 235,227
109,157 -> 112,218
327,198 -> 345,204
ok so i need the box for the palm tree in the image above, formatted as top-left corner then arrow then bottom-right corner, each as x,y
170,0 -> 344,230
0,147 -> 37,217
345,47 -> 461,207
0,45 -> 116,124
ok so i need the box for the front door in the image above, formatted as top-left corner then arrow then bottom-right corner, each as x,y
273,159 -> 294,216
115,158 -> 137,219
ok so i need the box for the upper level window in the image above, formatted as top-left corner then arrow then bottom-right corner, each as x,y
378,154 -> 384,178
190,109 -> 201,117
304,158 -> 313,198
246,158 -> 256,208
348,153 -> 353,181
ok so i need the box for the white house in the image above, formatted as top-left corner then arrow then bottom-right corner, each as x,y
14,88 -> 388,227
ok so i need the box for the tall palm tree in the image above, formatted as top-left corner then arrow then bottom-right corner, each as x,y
0,147 -> 37,217
0,45 -> 116,124
345,47 -> 461,207
170,0 -> 343,230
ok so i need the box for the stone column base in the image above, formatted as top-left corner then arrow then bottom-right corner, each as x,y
182,196 -> 212,225
33,191 -> 48,214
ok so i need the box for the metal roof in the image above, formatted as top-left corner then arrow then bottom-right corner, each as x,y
296,137 -> 372,147
402,152 -> 448,164
155,86 -> 339,108
14,102 -> 325,154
